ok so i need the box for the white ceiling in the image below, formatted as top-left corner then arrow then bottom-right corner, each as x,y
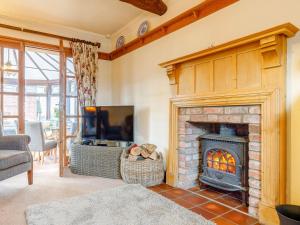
0,0 -> 144,35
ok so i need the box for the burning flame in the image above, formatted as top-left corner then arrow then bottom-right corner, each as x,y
85,106 -> 96,112
207,150 -> 236,174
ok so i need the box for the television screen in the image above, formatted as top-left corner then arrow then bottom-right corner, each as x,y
81,106 -> 134,142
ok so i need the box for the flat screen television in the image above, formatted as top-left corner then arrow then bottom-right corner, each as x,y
81,106 -> 134,142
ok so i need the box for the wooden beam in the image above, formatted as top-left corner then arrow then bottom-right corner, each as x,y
98,52 -> 111,60
120,0 -> 167,16
111,0 -> 239,60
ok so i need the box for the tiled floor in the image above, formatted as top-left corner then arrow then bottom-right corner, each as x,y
148,183 -> 260,225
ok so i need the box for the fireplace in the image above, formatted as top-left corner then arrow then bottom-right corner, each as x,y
161,24 -> 296,224
178,106 -> 259,216
200,125 -> 249,205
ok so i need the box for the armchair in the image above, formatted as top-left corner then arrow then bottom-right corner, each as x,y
0,135 -> 33,184
25,122 -> 57,164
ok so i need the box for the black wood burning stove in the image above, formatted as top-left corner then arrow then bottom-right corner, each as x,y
199,125 -> 249,204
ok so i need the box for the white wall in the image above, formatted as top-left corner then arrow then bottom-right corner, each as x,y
110,0 -> 300,204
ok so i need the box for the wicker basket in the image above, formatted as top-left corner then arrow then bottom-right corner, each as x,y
70,144 -> 124,179
120,150 -> 164,187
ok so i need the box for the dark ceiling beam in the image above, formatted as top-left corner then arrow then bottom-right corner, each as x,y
120,0 -> 167,16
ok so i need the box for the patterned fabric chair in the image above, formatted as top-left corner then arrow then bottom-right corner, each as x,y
0,121 -> 33,184
25,122 -> 57,164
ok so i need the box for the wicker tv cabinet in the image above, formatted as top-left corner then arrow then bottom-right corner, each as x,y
70,144 -> 128,179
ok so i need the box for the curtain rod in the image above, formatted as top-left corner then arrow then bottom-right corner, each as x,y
0,23 -> 101,48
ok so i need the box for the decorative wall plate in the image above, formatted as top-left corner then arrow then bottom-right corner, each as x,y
137,21 -> 149,37
116,36 -> 125,49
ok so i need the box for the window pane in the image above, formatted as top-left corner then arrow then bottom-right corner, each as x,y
66,118 -> 78,136
66,58 -> 75,77
25,48 -> 60,81
25,96 -> 47,121
3,95 -> 18,116
50,96 -> 60,128
25,67 -> 47,80
3,48 -> 18,70
3,71 -> 18,92
26,49 -> 59,71
66,78 -> 77,96
3,118 -> 18,135
66,97 -> 78,116
51,85 -> 60,94
25,85 -> 47,94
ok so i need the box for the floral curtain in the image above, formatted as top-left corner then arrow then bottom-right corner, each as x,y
70,41 -> 98,107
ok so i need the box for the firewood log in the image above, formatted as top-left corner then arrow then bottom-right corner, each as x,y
141,148 -> 151,158
130,146 -> 142,156
128,144 -> 138,154
149,151 -> 158,160
141,144 -> 157,153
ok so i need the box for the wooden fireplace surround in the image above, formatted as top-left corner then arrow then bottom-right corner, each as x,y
160,23 -> 299,225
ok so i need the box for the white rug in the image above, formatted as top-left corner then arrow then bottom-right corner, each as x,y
25,184 -> 215,225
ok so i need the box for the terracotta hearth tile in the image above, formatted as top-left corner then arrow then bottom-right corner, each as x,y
166,188 -> 190,197
212,217 -> 238,225
222,210 -> 258,225
236,205 -> 249,213
181,194 -> 208,205
160,188 -> 189,199
147,186 -> 162,193
173,198 -> 194,209
188,184 -> 207,192
188,186 -> 202,192
216,196 -> 243,208
156,183 -> 173,191
198,188 -> 226,199
160,191 -> 178,199
191,206 -> 217,220
201,202 -> 231,215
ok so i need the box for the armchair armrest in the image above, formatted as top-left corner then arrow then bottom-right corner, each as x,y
0,135 -> 31,151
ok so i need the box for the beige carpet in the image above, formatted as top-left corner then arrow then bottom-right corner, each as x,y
25,184 -> 214,225
0,159 -> 124,225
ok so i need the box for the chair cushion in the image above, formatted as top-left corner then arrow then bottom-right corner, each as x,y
0,150 -> 31,170
44,140 -> 57,151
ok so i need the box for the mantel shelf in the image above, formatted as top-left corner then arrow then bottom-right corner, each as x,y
160,23 -> 299,68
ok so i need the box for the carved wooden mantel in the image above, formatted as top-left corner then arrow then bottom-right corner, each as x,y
159,23 -> 298,225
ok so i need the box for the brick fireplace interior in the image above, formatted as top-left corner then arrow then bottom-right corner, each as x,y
178,106 -> 261,217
